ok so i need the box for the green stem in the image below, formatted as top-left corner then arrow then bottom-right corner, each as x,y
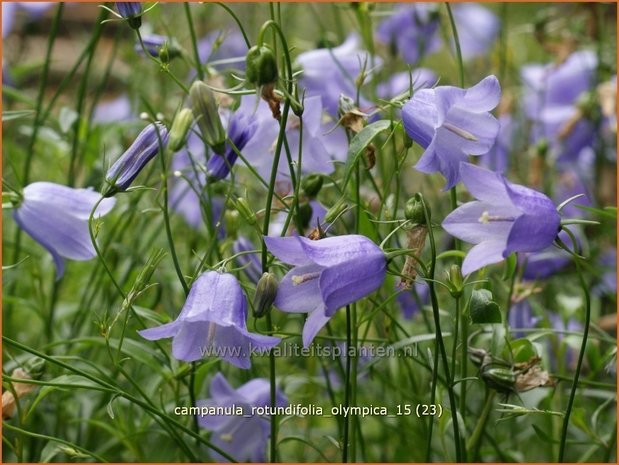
558,236 -> 592,462
445,3 -> 465,88
466,389 -> 495,458
184,3 -> 204,81
422,197 -> 462,461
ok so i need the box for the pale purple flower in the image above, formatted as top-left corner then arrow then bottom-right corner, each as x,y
105,122 -> 169,196
198,30 -> 248,71
265,234 -> 386,346
3,2 -> 54,38
451,4 -> 500,60
241,95 -> 347,185
169,134 -> 225,234
92,94 -> 133,124
233,236 -> 262,283
593,248 -> 617,296
376,4 -> 441,64
297,34 -> 380,117
13,182 -> 116,279
442,163 -> 560,275
197,372 -> 287,462
138,271 -> 280,368
402,75 -> 501,189
478,113 -> 514,173
521,50 -> 597,163
520,229 -> 575,281
376,69 -> 437,101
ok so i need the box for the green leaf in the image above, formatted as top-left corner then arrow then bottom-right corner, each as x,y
469,289 -> 502,324
510,338 -> 538,363
341,119 -> 391,188
3,110 -> 35,122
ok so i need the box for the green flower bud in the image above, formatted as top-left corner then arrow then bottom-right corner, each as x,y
445,264 -> 463,298
298,202 -> 313,229
224,210 -> 241,237
233,197 -> 256,226
253,272 -> 279,318
168,108 -> 194,152
189,81 -> 226,154
246,45 -> 278,87
301,173 -> 324,198
404,193 -> 430,225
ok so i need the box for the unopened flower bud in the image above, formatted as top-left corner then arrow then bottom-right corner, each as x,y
168,108 -> 194,152
104,122 -> 169,197
224,210 -> 241,237
245,45 -> 278,86
404,193 -> 430,225
253,272 -> 278,318
298,202 -> 313,229
116,2 -> 142,29
446,264 -> 463,298
233,197 -> 256,226
301,174 -> 323,198
189,81 -> 226,154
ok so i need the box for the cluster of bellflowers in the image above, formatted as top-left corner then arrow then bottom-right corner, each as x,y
5,2 -> 615,461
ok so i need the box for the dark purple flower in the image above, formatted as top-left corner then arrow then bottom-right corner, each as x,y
265,234 -> 386,346
376,4 -> 441,64
521,50 -> 597,163
233,236 -> 262,283
197,372 -> 287,462
402,75 -> 501,189
115,2 -> 141,18
451,4 -> 500,60
206,107 -> 258,181
508,299 -> 541,338
169,141 -> 225,235
396,282 -> 429,320
138,271 -> 280,368
297,34 -> 381,117
442,163 -> 560,275
13,182 -> 116,279
105,122 -> 168,196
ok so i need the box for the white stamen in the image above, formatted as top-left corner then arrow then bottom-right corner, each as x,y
220,433 -> 233,442
478,210 -> 516,223
291,271 -> 321,286
479,211 -> 491,224
443,122 -> 478,142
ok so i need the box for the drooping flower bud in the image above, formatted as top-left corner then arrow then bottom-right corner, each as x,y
116,2 -> 142,29
245,45 -> 278,87
298,202 -> 313,229
252,272 -> 279,318
445,264 -> 464,298
302,173 -> 324,198
189,81 -> 226,155
404,193 -> 430,225
104,122 -> 169,197
168,108 -> 194,152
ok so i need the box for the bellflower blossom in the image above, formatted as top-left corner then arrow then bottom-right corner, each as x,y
206,106 -> 258,181
241,95 -> 347,184
297,34 -> 380,117
115,2 -> 141,18
13,182 -> 116,279
521,50 -> 597,163
376,69 -> 437,101
442,163 -> 560,275
138,271 -> 280,368
198,30 -> 248,71
376,4 -> 441,64
105,122 -> 169,196
402,75 -> 501,189
451,4 -> 500,60
265,234 -> 386,346
169,141 -> 224,235
197,373 -> 287,462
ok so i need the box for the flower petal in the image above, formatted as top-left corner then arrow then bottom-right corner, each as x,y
461,75 -> 501,111
442,201 -> 516,244
274,263 -> 324,313
264,236 -> 312,266
297,235 -> 384,268
402,88 -> 438,148
23,182 -> 116,219
302,305 -> 331,347
137,320 -> 181,341
319,255 -> 386,316
504,213 -> 560,255
459,162 -> 513,205
461,240 -> 507,275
